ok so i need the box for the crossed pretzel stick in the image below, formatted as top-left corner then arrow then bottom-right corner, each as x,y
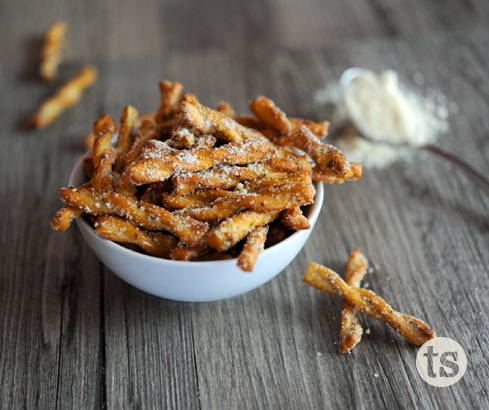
304,252 -> 436,352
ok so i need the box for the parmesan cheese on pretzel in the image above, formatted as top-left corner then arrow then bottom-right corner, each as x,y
129,140 -> 276,184
237,225 -> 268,271
208,210 -> 279,251
115,106 -> 139,172
304,262 -> 436,345
340,249 -> 369,354
177,94 -> 264,142
50,207 -> 81,231
250,96 -> 329,138
59,186 -> 208,246
280,207 -> 310,230
155,81 -> 183,123
96,215 -> 177,258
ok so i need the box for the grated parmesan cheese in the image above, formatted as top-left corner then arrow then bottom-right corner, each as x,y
316,69 -> 453,169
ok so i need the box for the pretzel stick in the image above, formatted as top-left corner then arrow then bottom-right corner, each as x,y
166,132 -> 217,150
40,21 -> 66,81
116,120 -> 159,197
129,140 -> 276,184
123,119 -> 159,167
312,162 -> 362,183
31,65 -> 97,128
208,210 -> 279,251
163,189 -> 230,210
176,202 -> 238,223
95,215 -> 177,258
172,165 -> 275,195
91,114 -> 116,191
280,207 -> 310,230
168,127 -> 196,149
50,207 -> 82,231
244,171 -> 311,190
212,183 -> 315,211
236,115 -> 264,130
92,114 -> 116,166
178,195 -> 306,223
250,96 -> 292,135
155,80 -> 183,123
114,105 -> 139,172
279,126 -> 352,176
91,152 -> 115,191
340,249 -> 368,353
216,101 -> 237,118
172,157 -> 305,194
237,225 -> 268,271
59,187 -> 208,246
303,262 -> 436,345
249,96 -> 329,138
171,183 -> 314,222
177,94 -> 264,142
289,118 -> 329,139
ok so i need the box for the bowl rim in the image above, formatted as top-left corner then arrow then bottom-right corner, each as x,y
71,156 -> 324,266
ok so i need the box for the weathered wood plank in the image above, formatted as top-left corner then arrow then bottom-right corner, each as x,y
0,1 -> 488,409
2,0 -> 488,62
103,272 -> 200,410
0,62 -> 104,409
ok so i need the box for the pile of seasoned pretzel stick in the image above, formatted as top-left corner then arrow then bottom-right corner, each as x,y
51,81 -> 362,271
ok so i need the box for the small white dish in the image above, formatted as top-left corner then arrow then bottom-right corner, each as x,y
339,66 -> 375,89
69,158 -> 324,302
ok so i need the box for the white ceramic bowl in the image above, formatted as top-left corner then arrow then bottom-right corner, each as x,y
69,158 -> 324,302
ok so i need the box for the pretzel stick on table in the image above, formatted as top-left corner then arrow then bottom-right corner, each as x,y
340,249 -> 369,353
304,262 -> 436,345
40,21 -> 67,82
31,65 -> 97,128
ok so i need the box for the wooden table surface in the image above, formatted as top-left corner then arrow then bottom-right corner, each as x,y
1,1 -> 488,409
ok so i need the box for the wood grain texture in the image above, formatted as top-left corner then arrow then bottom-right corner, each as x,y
0,1 -> 488,409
